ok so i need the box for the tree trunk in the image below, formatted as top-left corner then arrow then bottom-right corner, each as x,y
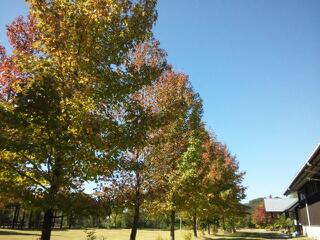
35,211 -> 41,229
21,211 -> 26,229
207,223 -> 210,235
129,199 -> 140,240
214,219 -> 218,233
130,171 -> 141,240
170,210 -> 175,240
230,218 -> 236,233
92,215 -> 95,227
192,214 -> 198,238
222,216 -> 226,231
41,208 -> 53,240
28,210 -> 33,229
11,204 -> 20,229
68,214 -> 73,229
41,156 -> 61,240
53,211 -> 56,228
60,215 -> 63,229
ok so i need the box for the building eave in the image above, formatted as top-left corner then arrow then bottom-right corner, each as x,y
284,143 -> 320,196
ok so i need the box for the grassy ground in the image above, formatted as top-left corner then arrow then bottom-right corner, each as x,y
0,228 -> 309,240
1,228 -> 192,240
214,229 -> 288,239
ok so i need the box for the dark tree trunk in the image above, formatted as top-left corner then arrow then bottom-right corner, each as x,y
21,211 -> 26,229
222,216 -> 226,231
170,210 -> 175,240
60,216 -> 63,229
34,211 -> 41,229
11,204 -> 20,229
68,214 -> 73,229
92,215 -> 95,227
28,210 -> 33,229
130,171 -> 141,240
214,219 -> 218,233
129,201 -> 140,240
192,214 -> 198,238
207,223 -> 210,235
53,211 -> 56,228
41,156 -> 61,240
41,208 -> 53,240
68,219 -> 72,229
97,215 -> 101,228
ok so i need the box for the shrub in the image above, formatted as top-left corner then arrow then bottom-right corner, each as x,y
184,232 -> 193,240
84,229 -> 97,240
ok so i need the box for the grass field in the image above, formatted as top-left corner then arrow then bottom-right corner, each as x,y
0,229 -> 195,240
0,228 -> 310,240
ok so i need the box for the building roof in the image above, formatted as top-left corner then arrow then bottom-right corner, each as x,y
284,143 -> 320,195
264,198 -> 298,213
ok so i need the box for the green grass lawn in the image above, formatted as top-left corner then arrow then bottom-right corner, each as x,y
0,228 -> 309,240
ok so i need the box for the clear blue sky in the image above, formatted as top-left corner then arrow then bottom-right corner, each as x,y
1,0 -> 319,202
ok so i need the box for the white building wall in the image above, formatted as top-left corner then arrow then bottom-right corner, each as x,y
302,226 -> 320,240
299,201 -> 320,240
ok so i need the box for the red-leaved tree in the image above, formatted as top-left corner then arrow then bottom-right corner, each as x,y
252,203 -> 268,227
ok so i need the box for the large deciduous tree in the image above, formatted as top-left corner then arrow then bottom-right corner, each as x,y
201,137 -> 246,233
142,71 -> 201,240
103,40 -> 167,240
0,0 -> 161,239
179,131 -> 246,237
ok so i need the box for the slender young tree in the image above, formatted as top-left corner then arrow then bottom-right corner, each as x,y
173,95 -> 205,239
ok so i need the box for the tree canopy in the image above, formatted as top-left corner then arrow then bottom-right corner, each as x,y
0,1 -> 246,240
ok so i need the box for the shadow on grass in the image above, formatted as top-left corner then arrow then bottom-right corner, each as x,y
0,230 -> 40,236
209,231 -> 288,240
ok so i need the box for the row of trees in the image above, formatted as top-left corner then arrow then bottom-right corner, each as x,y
0,1 -> 246,240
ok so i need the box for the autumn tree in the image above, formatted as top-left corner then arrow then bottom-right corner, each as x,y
140,71 -> 202,240
103,40 -> 167,240
190,133 -> 246,235
214,146 -> 246,232
0,1 -> 161,239
0,2 -> 248,240
173,98 -> 205,238
252,203 -> 268,227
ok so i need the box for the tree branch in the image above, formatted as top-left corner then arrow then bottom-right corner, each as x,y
0,159 -> 49,191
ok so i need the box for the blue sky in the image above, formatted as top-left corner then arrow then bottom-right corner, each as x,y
1,0 -> 319,202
